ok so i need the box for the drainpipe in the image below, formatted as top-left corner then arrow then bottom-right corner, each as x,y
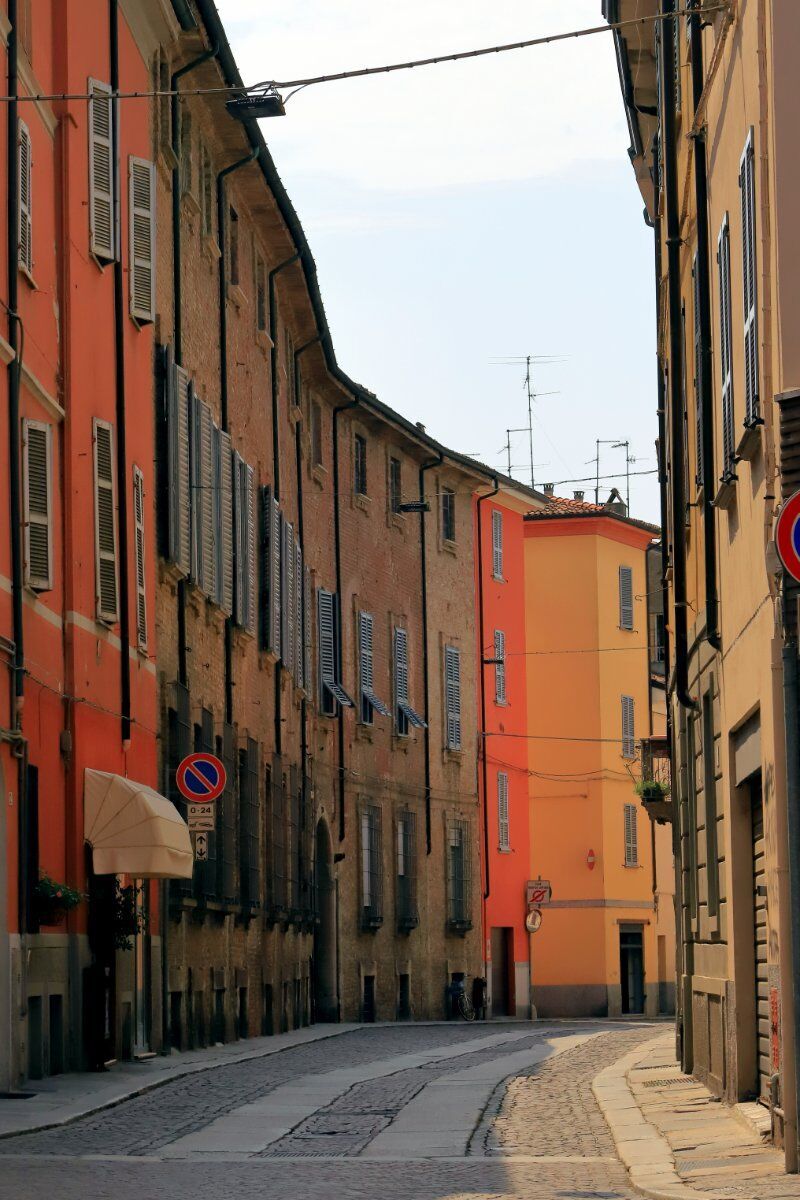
476,480 -> 499,901
689,3 -> 720,651
216,146 -> 258,723
782,625 -> 800,1169
661,0 -> 697,712
419,452 -> 443,855
268,253 -> 299,754
6,0 -> 22,724
294,337 -> 319,855
333,398 -> 358,842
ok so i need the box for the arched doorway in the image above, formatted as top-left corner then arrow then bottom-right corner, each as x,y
313,818 -> 337,1022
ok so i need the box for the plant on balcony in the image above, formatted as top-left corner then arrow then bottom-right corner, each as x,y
635,779 -> 670,802
33,874 -> 83,925
112,882 -> 146,950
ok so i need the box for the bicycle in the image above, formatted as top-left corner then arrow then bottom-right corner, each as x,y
450,977 -> 476,1021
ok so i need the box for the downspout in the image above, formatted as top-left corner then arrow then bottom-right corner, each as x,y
689,4 -> 720,651
333,397 -> 358,843
782,627 -> 800,1171
476,480 -> 499,902
268,253 -> 299,754
294,337 -> 319,861
109,1 -> 132,746
661,0 -> 697,712
419,452 -> 444,855
216,145 -> 258,724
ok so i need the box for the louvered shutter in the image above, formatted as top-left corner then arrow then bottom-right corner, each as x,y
394,627 -> 425,730
270,496 -> 281,654
88,79 -> 115,261
295,543 -> 303,687
200,401 -> 215,599
624,803 -> 638,866
129,157 -> 156,323
497,772 -> 510,851
618,566 -> 634,630
133,465 -> 147,649
492,510 -> 503,580
445,645 -> 462,750
93,419 -> 119,623
740,131 -> 759,424
280,516 -> 290,664
318,588 -> 336,702
494,629 -> 506,704
232,450 -> 244,624
692,254 -> 703,487
17,119 -> 32,274
286,522 -> 296,672
214,427 -> 233,615
621,695 -> 635,759
304,566 -> 312,696
22,419 -> 52,591
359,611 -> 372,696
164,350 -> 192,577
244,463 -> 256,634
717,215 -> 735,479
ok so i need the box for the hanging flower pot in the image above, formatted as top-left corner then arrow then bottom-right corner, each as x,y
33,875 -> 83,926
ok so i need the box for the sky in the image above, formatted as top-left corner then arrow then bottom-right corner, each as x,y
216,0 -> 661,523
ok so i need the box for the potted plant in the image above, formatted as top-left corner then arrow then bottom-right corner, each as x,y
635,779 -> 670,802
112,882 -> 146,950
33,874 -> 83,926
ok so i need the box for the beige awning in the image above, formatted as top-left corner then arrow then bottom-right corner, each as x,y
84,769 -> 193,879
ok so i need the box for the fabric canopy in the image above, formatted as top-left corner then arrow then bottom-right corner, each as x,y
84,769 -> 193,879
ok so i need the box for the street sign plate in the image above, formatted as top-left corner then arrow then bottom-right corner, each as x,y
525,907 -> 543,933
177,752 -> 226,803
526,878 -> 552,907
188,814 -> 215,832
194,832 -> 209,861
187,801 -> 215,820
775,489 -> 800,581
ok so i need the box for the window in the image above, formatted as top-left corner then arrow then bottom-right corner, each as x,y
260,487 -> 281,656
681,302 -> 690,519
280,516 -> 294,674
199,141 -> 214,238
22,419 -> 52,591
311,400 -> 323,468
238,738 -> 260,908
233,451 -> 256,633
129,157 -> 156,324
228,205 -> 239,286
692,254 -> 704,489
394,627 -> 425,736
359,611 -> 390,725
494,630 -> 506,704
190,393 -> 215,598
702,689 -> 720,919
717,213 -> 735,480
354,433 -> 368,496
269,766 -> 286,912
652,612 -> 666,668
17,118 -> 32,275
444,645 -> 462,751
132,465 -> 147,649
93,418 -> 119,624
287,765 -> 302,914
497,772 -> 510,851
624,803 -> 639,867
621,695 -> 635,759
492,510 -> 504,580
318,588 -> 353,716
389,457 -> 402,514
618,566 -> 634,630
255,252 -> 267,332
162,345 -> 191,577
446,819 -> 472,930
213,426 -> 233,616
361,804 -> 383,928
285,328 -> 296,407
88,80 -> 114,262
396,811 -> 418,929
740,130 -> 759,425
155,50 -> 171,156
179,107 -> 193,196
442,487 -> 456,542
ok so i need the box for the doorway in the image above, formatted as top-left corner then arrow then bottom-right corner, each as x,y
313,818 -> 338,1022
749,774 -> 769,1104
490,927 -> 514,1017
620,924 -> 645,1014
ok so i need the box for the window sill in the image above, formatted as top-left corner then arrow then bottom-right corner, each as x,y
355,723 -> 374,743
713,475 -> 737,511
19,264 -> 37,289
389,512 -> 407,533
443,747 -> 462,763
736,419 -> 763,463
201,234 -> 221,263
311,462 -> 327,489
492,574 -> 505,585
446,919 -> 472,937
181,189 -> 201,217
441,537 -> 457,556
255,328 -> 273,354
353,492 -> 371,514
227,282 -> 247,310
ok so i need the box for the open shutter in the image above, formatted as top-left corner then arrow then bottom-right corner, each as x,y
445,645 -> 462,750
200,401 -> 215,599
232,450 -> 244,624
244,462 -> 256,634
129,156 -> 156,323
318,589 -> 352,709
295,543 -> 303,687
165,352 -> 191,577
717,215 -> 735,479
304,566 -> 312,696
88,79 -> 115,261
624,803 -> 638,866
270,495 -> 281,654
692,254 -> 703,489
621,695 -> 635,759
133,465 -> 147,648
394,626 -> 425,730
22,419 -> 52,591
285,520 -> 295,673
492,510 -> 503,579
740,131 -> 759,424
359,611 -> 390,718
497,772 -> 509,850
494,629 -> 506,704
618,566 -> 634,630
93,419 -> 119,623
214,427 -> 233,615
17,119 -> 32,274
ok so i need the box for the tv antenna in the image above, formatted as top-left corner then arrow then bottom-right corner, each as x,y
591,438 -> 636,511
490,354 -> 564,489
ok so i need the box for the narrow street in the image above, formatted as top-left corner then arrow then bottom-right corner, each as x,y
0,1021 -> 654,1199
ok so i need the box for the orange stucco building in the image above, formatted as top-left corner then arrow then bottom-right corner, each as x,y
523,493 -> 674,1018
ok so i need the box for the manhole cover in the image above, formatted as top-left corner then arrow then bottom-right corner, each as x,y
641,1076 -> 696,1088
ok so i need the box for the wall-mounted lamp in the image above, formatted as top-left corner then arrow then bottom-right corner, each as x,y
397,500 -> 430,514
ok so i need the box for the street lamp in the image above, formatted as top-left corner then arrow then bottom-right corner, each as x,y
226,87 -> 286,120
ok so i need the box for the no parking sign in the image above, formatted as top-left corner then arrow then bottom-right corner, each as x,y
176,752 -> 226,804
775,490 -> 800,582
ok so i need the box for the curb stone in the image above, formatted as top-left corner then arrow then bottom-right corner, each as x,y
592,1035 -> 752,1200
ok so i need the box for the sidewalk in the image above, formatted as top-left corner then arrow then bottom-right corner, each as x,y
594,1029 -> 800,1200
0,1022 -> 360,1140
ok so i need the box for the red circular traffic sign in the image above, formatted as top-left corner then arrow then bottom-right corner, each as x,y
176,752 -> 226,803
775,491 -> 800,582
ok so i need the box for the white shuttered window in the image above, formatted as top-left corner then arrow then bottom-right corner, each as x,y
624,803 -> 639,867
491,510 -> 504,580
740,130 -> 759,424
164,347 -> 191,577
233,456 -> 256,634
497,771 -> 510,851
88,79 -> 115,261
17,119 -> 32,274
132,465 -> 147,649
213,427 -> 233,615
717,215 -> 735,479
444,645 -> 462,751
621,695 -> 635,759
22,419 -> 52,591
93,418 -> 119,624
129,157 -> 156,323
618,566 -> 633,630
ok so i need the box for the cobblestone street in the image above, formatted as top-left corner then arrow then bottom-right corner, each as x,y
0,1021 -> 655,1199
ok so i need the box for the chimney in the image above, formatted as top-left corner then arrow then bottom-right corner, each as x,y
603,487 -> 627,517
573,490 -> 584,502
543,483 -> 554,496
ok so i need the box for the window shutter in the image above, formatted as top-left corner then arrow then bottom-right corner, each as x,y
624,803 -> 639,866
318,587 -> 336,701
88,79 -> 115,261
621,695 -> 635,759
215,428 -> 233,615
232,450 -> 244,624
618,566 -> 634,630
17,119 -> 32,274
132,465 -> 147,649
200,401 -> 215,599
93,419 -> 119,623
492,510 -> 503,580
740,131 -> 759,424
280,516 -> 290,663
394,626 -> 425,730
285,520 -> 295,673
717,215 -> 735,479
22,419 -> 52,591
129,156 -> 156,323
445,645 -> 462,750
166,353 -> 192,577
359,611 -> 373,696
244,462 -> 256,634
692,254 -> 703,489
304,565 -> 313,696
497,772 -> 509,851
295,543 -> 303,687
494,629 -> 506,704
270,496 -> 281,654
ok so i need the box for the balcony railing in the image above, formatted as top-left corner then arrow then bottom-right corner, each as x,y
637,735 -> 672,824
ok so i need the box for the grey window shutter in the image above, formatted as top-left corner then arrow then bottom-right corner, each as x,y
17,119 -> 32,274
270,496 -> 281,655
280,516 -> 290,664
165,352 -> 192,578
22,419 -> 52,591
624,803 -> 638,866
445,645 -> 462,750
717,215 -> 735,479
740,131 -> 759,424
497,771 -> 509,850
359,611 -> 391,718
304,565 -> 312,696
295,542 -> 303,687
494,629 -> 506,704
189,388 -> 201,585
88,79 -> 115,261
200,401 -> 215,600
244,462 -> 256,634
129,156 -> 156,323
492,510 -> 503,579
216,428 -> 233,615
618,566 -> 634,630
232,450 -> 244,625
285,520 -> 295,672
93,418 -> 119,623
318,588 -> 352,709
394,627 -> 425,730
133,465 -> 147,649
621,695 -> 635,759
692,254 -> 703,489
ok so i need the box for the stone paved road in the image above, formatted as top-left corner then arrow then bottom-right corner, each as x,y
0,1020 -> 657,1200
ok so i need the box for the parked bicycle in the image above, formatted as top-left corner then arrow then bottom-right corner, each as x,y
448,976 -> 476,1021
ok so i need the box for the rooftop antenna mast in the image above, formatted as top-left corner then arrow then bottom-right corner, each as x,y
490,354 -> 563,490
